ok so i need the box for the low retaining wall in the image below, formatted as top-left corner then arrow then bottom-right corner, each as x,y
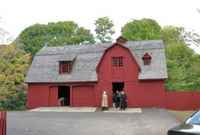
165,91 -> 200,110
0,112 -> 6,135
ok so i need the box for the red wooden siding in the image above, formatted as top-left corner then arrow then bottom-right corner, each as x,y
27,84 -> 50,109
165,91 -> 200,110
27,83 -> 200,110
72,85 -> 95,107
0,112 -> 6,135
48,86 -> 58,106
125,80 -> 165,108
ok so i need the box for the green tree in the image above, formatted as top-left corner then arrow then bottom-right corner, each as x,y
161,26 -> 183,43
162,26 -> 200,90
0,44 -> 30,110
122,18 -> 161,40
17,21 -> 95,55
95,17 -> 115,43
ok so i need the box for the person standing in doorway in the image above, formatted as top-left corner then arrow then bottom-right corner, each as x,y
101,91 -> 108,111
112,91 -> 117,108
120,91 -> 127,110
116,90 -> 121,109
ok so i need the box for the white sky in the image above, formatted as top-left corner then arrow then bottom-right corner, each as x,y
0,0 -> 200,52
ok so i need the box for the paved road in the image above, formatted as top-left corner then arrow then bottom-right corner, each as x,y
7,108 -> 179,135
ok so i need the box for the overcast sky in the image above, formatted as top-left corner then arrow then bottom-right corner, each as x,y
0,0 -> 200,50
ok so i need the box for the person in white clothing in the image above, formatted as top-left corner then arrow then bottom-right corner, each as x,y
101,91 -> 108,111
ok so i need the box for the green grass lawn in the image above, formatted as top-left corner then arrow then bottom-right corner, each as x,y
168,110 -> 195,122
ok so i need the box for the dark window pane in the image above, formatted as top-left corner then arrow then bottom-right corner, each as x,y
112,57 -> 123,67
142,53 -> 151,65
59,61 -> 72,74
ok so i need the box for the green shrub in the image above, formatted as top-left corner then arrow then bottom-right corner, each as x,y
0,90 -> 26,111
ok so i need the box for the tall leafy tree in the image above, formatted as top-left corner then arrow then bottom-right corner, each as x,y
161,26 -> 183,43
95,17 -> 115,43
17,21 -> 95,55
0,44 -> 30,110
122,18 -> 161,40
162,26 -> 200,90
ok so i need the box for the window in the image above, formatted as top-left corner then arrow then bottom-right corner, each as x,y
112,57 -> 123,67
59,61 -> 72,74
142,53 -> 151,65
185,111 -> 200,125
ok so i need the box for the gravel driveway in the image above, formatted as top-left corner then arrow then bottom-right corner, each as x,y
7,108 -> 179,135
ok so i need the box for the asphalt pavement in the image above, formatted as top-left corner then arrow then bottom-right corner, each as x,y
7,108 -> 179,135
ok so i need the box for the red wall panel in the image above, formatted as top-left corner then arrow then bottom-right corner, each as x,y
0,112 -> 6,135
125,81 -> 165,108
190,93 -> 200,109
27,82 -> 200,110
48,86 -> 58,107
72,85 -> 95,107
165,91 -> 200,110
27,84 -> 50,109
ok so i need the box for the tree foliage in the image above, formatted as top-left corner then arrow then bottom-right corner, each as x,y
95,17 -> 115,43
161,26 -> 183,43
122,18 -> 161,40
0,44 -> 30,110
162,26 -> 200,90
0,90 -> 26,110
17,21 -> 95,55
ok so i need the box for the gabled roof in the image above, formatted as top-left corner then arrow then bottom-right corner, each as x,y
26,40 -> 168,83
96,43 -> 141,72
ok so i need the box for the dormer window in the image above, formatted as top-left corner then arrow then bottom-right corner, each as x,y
142,53 -> 151,65
112,57 -> 123,67
59,61 -> 72,74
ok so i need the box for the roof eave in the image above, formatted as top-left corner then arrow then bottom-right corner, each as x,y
138,77 -> 168,81
26,80 -> 98,84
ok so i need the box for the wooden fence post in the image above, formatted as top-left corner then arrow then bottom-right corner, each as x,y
0,112 -> 6,135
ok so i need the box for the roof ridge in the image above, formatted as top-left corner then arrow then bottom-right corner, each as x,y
36,40 -> 164,56
38,40 -> 163,49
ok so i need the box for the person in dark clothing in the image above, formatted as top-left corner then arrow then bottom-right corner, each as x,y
112,92 -> 117,108
115,91 -> 121,109
120,91 -> 127,110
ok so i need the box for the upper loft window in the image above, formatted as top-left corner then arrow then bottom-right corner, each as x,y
142,53 -> 151,65
59,61 -> 72,74
112,57 -> 123,67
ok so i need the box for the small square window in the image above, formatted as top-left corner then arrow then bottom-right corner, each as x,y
59,61 -> 72,74
112,57 -> 123,67
142,53 -> 151,65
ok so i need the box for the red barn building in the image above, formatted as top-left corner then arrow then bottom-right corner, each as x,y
26,37 -> 168,109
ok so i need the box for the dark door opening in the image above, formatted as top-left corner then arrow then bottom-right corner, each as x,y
112,82 -> 124,94
58,86 -> 70,106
